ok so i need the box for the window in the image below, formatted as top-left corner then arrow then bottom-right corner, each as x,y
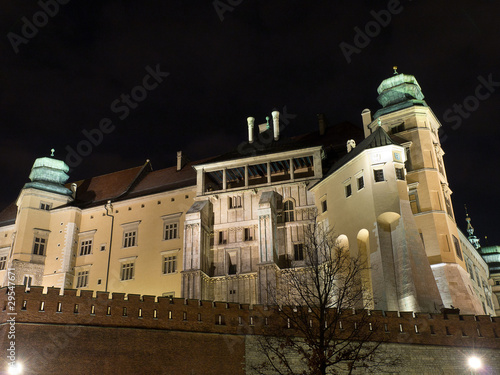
374,169 -> 384,182
244,228 -> 253,241
123,231 -> 137,247
409,191 -> 420,214
452,235 -> 462,261
467,260 -> 474,280
395,167 -> 405,180
40,202 -> 51,210
218,230 -> 227,244
162,213 -> 181,241
229,196 -> 242,209
321,200 -> 327,213
284,200 -> 294,222
121,220 -> 141,248
227,250 -> 237,275
294,243 -> 304,261
23,276 -> 32,288
0,256 -> 6,270
357,176 -> 364,190
164,223 -> 178,240
76,271 -> 89,288
163,255 -> 177,274
345,184 -> 352,198
33,237 -> 46,255
121,262 -> 135,281
80,239 -> 92,256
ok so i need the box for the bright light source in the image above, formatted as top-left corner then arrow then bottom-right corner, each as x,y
468,356 -> 482,370
7,362 -> 23,375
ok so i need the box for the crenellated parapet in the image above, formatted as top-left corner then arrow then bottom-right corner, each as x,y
1,286 -> 499,349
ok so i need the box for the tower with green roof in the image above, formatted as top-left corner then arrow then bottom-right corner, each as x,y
360,69 -> 482,314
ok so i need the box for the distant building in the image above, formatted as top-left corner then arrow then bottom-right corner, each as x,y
0,72 -> 491,315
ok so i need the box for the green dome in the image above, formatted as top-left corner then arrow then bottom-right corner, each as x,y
24,153 -> 72,196
377,73 -> 425,108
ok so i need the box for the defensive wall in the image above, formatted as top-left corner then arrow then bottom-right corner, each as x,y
1,286 -> 500,374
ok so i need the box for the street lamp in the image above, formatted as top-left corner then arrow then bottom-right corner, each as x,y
7,362 -> 23,375
468,356 -> 482,374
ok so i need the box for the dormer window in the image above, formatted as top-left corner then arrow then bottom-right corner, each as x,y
284,200 -> 295,222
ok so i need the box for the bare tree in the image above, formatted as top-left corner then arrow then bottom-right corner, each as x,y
253,223 -> 397,375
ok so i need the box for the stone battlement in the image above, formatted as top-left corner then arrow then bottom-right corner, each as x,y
1,286 -> 499,349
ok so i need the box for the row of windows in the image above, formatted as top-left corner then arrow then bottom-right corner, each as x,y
345,176 -> 365,198
344,168 -> 404,198
75,222 -> 179,256
75,255 -> 178,287
217,227 -> 255,245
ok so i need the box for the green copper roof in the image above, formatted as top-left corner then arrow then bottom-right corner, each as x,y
377,73 -> 425,108
24,154 -> 72,196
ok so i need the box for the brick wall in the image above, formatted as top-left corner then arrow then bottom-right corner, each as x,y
1,286 -> 499,374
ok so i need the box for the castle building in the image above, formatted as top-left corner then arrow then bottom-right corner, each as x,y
0,72 -> 492,315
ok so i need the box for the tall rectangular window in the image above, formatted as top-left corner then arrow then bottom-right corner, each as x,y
164,223 -> 178,240
294,243 -> 304,261
0,256 -> 6,270
409,190 -> 420,214
374,169 -> 384,182
23,276 -> 32,287
76,271 -> 89,288
121,262 -> 135,281
80,239 -> 93,255
453,235 -> 463,261
321,200 -> 327,213
123,231 -> 137,248
244,228 -> 253,241
395,167 -> 405,180
33,237 -> 46,255
345,184 -> 352,198
357,176 -> 364,190
163,255 -> 177,274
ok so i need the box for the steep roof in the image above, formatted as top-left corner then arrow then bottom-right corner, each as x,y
324,126 -> 399,177
0,202 -> 17,227
69,159 -> 207,209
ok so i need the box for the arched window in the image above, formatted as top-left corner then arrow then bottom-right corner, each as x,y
284,200 -> 295,222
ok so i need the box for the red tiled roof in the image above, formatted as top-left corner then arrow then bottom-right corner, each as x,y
0,202 -> 17,226
70,165 -> 147,207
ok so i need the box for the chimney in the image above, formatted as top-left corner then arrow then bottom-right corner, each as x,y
70,183 -> 77,199
346,140 -> 356,153
272,111 -> 280,141
177,151 -> 187,171
247,117 -> 255,143
361,109 -> 372,138
317,113 -> 326,136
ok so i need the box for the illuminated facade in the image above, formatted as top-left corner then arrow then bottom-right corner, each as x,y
0,72 -> 493,314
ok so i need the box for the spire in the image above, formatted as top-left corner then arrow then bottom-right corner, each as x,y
464,205 -> 481,250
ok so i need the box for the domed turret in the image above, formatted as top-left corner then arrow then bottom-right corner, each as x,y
373,67 -> 428,118
24,149 -> 72,196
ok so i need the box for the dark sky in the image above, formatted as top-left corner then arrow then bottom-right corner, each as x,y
1,0 -> 499,244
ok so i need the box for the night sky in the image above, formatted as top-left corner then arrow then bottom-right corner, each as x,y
1,1 -> 499,244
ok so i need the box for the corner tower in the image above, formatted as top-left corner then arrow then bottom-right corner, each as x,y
362,70 -> 482,314
9,150 -> 78,289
